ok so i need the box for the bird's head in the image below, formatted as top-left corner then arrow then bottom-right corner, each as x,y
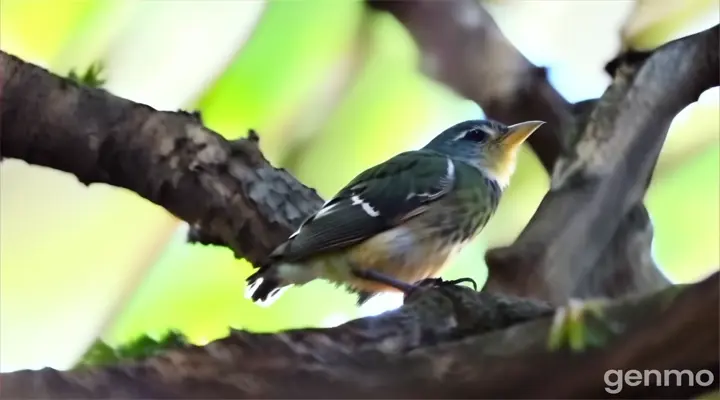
423,119 -> 545,188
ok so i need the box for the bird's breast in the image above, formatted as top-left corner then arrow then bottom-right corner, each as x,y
342,224 -> 467,292
414,188 -> 498,243
317,171 -> 502,293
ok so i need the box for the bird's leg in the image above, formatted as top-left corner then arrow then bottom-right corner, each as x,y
351,269 -> 479,299
414,277 -> 478,291
351,269 -> 416,293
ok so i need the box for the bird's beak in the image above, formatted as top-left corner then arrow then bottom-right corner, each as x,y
500,121 -> 545,150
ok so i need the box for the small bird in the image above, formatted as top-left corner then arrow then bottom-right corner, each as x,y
246,119 -> 545,306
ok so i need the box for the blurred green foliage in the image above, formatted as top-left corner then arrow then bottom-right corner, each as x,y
547,301 -> 611,352
695,390 -> 720,400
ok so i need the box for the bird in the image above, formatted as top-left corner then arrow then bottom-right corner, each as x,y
245,119 -> 545,306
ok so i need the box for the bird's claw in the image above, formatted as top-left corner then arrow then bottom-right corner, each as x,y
547,298 -> 609,351
403,277 -> 478,301
414,277 -> 478,291
350,269 -> 478,302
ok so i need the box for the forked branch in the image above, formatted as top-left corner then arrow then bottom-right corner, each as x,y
365,1 -> 718,304
483,24 -> 718,303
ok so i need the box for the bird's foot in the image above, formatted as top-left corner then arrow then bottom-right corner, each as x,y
402,277 -> 478,302
414,277 -> 478,291
352,269 -> 478,294
351,270 -> 479,306
547,298 -> 610,352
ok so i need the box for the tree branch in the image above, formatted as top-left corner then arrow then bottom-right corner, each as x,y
545,97 -> 670,300
0,50 -> 323,265
484,24 -> 719,303
2,272 -> 717,398
577,204 -> 669,298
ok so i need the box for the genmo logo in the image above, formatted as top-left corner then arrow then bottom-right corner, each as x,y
604,369 -> 715,395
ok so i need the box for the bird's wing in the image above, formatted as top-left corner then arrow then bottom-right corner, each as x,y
273,151 -> 456,262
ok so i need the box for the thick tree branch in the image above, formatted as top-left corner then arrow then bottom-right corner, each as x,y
0,50 -> 323,265
551,99 -> 670,300
578,204 -> 669,298
484,24 -> 719,303
2,272 -> 717,398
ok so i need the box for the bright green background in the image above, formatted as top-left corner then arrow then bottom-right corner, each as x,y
1,0 -> 718,371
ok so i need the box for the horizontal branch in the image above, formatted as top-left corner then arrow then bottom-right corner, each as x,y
484,24 -> 719,303
0,50 -> 323,264
2,272 -> 717,398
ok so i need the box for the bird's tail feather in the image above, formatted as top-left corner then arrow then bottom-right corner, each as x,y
356,291 -> 376,306
245,267 -> 291,307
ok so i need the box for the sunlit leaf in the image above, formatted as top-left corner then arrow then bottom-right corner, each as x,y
76,330 -> 188,368
67,61 -> 106,88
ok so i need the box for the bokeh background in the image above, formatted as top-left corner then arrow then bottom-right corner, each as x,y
1,0 -> 718,372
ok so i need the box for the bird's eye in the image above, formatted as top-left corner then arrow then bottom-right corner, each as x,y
461,129 -> 489,142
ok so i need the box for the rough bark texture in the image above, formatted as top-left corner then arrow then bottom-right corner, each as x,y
0,1 -> 718,398
556,101 -> 668,299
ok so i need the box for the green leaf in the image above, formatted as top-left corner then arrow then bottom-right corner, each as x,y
67,61 -> 106,88
75,329 -> 188,368
547,299 -> 612,352
567,309 -> 587,351
547,308 -> 570,351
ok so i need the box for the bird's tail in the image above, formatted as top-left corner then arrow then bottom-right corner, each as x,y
245,265 -> 291,307
356,291 -> 376,306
